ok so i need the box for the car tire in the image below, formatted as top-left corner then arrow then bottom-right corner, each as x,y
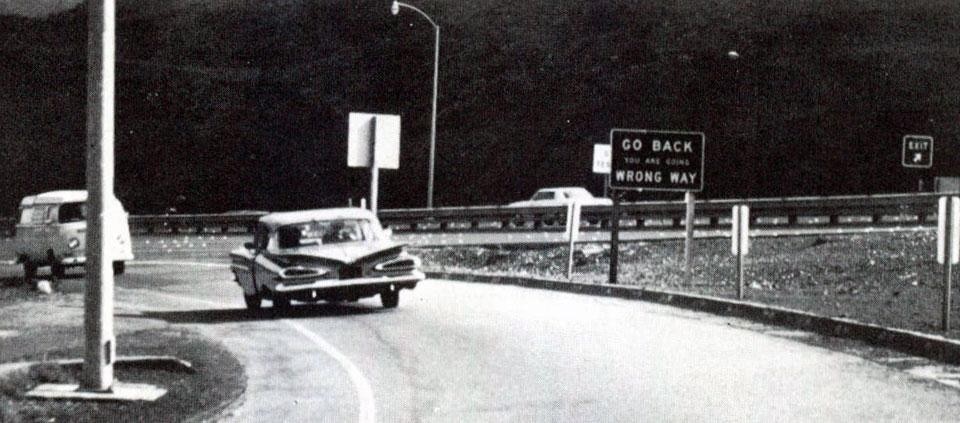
244,292 -> 262,310
273,296 -> 291,309
23,261 -> 37,284
112,261 -> 125,276
380,290 -> 399,309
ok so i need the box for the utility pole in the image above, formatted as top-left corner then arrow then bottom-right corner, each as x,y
83,0 -> 116,391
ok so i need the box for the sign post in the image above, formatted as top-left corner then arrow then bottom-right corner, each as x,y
348,113 -> 401,213
937,196 -> 959,331
609,129 -> 705,286
565,201 -> 582,279
608,190 -> 621,284
731,205 -> 750,300
684,191 -> 696,281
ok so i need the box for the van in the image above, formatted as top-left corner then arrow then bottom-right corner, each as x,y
14,190 -> 134,280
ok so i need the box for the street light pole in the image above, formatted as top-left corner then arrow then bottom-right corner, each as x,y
392,1 -> 440,208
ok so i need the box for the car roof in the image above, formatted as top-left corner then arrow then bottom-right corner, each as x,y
20,190 -> 88,206
537,187 -> 589,192
259,208 -> 378,228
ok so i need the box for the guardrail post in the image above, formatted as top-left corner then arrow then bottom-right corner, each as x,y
829,214 -> 840,225
635,217 -> 644,228
709,216 -> 719,228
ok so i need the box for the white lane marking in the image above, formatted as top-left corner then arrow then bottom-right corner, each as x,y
131,262 -> 377,423
283,319 -> 377,423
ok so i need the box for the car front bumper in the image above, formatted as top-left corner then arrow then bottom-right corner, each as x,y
273,271 -> 425,293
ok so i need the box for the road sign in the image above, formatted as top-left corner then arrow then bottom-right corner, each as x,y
937,197 -> 959,265
592,144 -> 611,174
731,205 -> 750,256
348,113 -> 401,169
609,129 -> 705,191
902,135 -> 933,169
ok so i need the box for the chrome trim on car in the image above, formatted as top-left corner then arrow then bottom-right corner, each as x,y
279,266 -> 330,279
274,271 -> 424,292
373,256 -> 421,272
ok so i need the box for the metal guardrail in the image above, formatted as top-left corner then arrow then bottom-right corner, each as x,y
0,193 -> 949,237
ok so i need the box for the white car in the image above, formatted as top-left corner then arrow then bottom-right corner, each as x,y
506,187 -> 611,226
507,187 -> 612,208
14,190 -> 134,280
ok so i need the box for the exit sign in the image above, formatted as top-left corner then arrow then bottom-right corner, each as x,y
902,135 -> 933,169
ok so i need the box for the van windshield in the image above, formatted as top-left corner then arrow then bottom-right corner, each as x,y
19,206 -> 52,225
59,202 -> 87,223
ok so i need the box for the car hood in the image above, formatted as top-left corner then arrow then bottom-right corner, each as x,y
271,240 -> 405,265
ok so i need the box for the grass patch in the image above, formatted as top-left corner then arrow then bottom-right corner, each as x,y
0,328 -> 244,423
413,230 -> 959,337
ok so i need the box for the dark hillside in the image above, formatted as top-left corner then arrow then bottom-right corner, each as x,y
1,0 -> 958,214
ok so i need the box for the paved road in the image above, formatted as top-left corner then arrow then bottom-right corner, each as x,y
108,261 -> 960,422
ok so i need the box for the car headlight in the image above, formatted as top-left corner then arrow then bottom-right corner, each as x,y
68,238 -> 80,249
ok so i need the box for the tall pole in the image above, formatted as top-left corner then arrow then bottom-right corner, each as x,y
392,1 -> 440,209
83,0 -> 116,391
427,25 -> 439,208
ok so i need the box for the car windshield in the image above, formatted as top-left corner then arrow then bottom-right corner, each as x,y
276,219 -> 375,248
531,191 -> 555,200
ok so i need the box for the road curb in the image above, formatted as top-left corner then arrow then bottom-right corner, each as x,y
426,271 -> 960,365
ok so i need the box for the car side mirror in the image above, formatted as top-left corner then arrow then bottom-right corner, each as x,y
244,242 -> 255,250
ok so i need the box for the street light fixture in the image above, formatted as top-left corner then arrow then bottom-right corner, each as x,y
391,1 -> 440,208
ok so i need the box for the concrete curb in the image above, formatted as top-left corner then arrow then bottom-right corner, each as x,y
426,271 -> 960,365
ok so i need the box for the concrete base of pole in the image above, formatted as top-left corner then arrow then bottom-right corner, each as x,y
15,356 -> 192,401
26,381 -> 166,401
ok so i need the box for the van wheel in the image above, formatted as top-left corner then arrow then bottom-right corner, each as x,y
23,261 -> 37,284
51,263 -> 65,279
112,261 -> 125,276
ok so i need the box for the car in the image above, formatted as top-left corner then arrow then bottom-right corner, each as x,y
229,207 -> 424,310
14,190 -> 134,281
507,187 -> 613,208
506,187 -> 612,226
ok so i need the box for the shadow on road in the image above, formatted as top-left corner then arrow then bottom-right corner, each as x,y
119,302 -> 378,324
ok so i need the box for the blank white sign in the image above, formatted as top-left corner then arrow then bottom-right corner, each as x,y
348,112 -> 401,169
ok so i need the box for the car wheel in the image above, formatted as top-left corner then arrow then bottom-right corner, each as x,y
23,261 -> 37,284
51,263 -> 66,279
244,292 -> 262,310
380,290 -> 399,309
273,296 -> 291,309
112,261 -> 125,276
